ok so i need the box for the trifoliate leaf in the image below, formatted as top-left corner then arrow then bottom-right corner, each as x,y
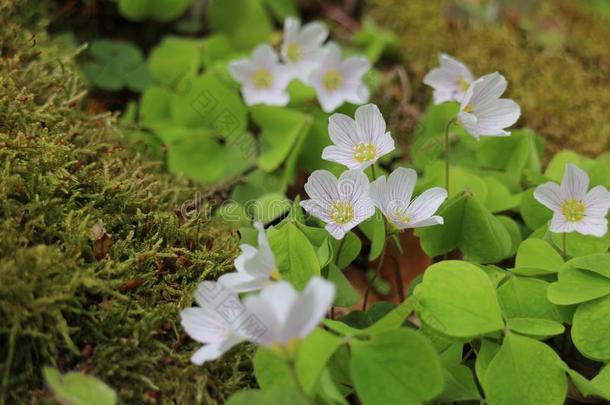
547,268 -> 610,305
513,238 -> 563,276
572,295 -> 610,361
43,367 -> 116,405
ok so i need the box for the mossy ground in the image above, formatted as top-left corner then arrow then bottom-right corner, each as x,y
0,2 -> 254,403
369,0 -> 610,157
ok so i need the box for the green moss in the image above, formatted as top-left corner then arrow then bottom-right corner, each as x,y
369,0 -> 610,157
0,2 -> 254,403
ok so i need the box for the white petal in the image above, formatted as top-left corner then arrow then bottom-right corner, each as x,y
304,170 -> 339,206
338,169 -> 370,204
321,145 -> 360,169
575,217 -> 608,237
229,60 -> 254,83
407,187 -> 448,223
352,199 -> 376,224
355,104 -> 386,143
190,334 -> 242,365
300,199 -> 331,223
241,294 -> 281,345
283,17 -> 300,42
254,222 -> 275,268
369,176 -> 388,213
315,87 -> 345,112
218,272 -> 267,293
259,281 -> 299,323
549,213 -> 576,233
325,222 -> 347,240
584,186 -> 610,217
560,164 -> 589,200
409,216 -> 444,228
282,277 -> 335,341
439,53 -> 473,81
468,72 -> 508,108
341,56 -> 371,80
298,21 -> 328,46
387,167 -> 417,209
180,307 -> 230,344
252,44 -> 278,66
322,42 -> 341,65
475,99 -> 521,130
457,111 -> 481,139
328,113 -> 362,147
533,182 -> 564,212
343,82 -> 370,105
374,132 -> 395,158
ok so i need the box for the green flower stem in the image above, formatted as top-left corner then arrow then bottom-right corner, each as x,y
371,164 -> 377,180
362,220 -> 389,311
444,117 -> 457,194
286,358 -> 314,404
562,233 -> 567,259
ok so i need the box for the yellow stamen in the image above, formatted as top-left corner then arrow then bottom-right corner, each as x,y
394,210 -> 411,224
353,143 -> 377,163
322,68 -> 342,91
458,76 -> 470,92
270,270 -> 280,281
286,42 -> 301,62
463,104 -> 474,113
560,199 -> 586,222
271,338 -> 301,358
330,201 -> 354,225
251,68 -> 273,89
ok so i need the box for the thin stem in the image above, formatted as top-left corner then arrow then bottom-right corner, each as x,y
287,358 -> 313,404
391,246 -> 405,302
362,221 -> 388,311
562,233 -> 567,259
371,164 -> 377,180
330,237 -> 346,320
444,118 -> 456,194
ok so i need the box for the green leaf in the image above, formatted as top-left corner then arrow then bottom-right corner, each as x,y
268,223 -> 320,289
520,188 -> 553,230
476,129 -> 540,175
475,340 -> 500,387
350,19 -> 397,63
254,329 -> 343,394
350,328 -> 444,405
251,106 -> 312,172
592,365 -> 610,400
544,150 -> 583,182
225,387 -> 309,405
410,103 -> 461,170
118,0 -> 192,22
331,231 -> 361,269
207,0 -> 273,50
148,37 -> 201,86
496,215 -> 521,258
170,73 -> 247,137
139,85 -> 173,130
547,268 -> 610,305
437,365 -> 481,402
497,276 -> 562,321
565,253 -> 610,277
365,296 -> 415,335
550,230 -> 610,257
563,367 -> 610,402
506,318 -> 564,338
513,238 -> 563,276
359,213 -> 386,260
414,261 -> 504,338
43,367 -> 116,405
249,192 -> 290,224
327,263 -> 360,307
166,129 -> 255,184
483,333 -> 567,405
262,0 -> 298,19
201,35 -> 240,69
572,295 -> 610,361
483,177 -> 521,213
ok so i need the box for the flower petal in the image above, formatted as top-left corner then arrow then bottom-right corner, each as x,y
282,277 -> 335,341
218,272 -> 267,293
180,307 -> 230,344
584,185 -> 610,218
252,44 -> 278,66
338,169 -> 370,204
549,213 -> 576,233
328,113 -> 361,147
387,167 -> 417,209
283,17 -> 300,42
304,170 -> 339,206
259,281 -> 299,323
341,56 -> 371,80
355,104 -> 386,143
322,145 -> 359,169
560,164 -> 589,200
533,182 -> 564,212
300,199 -> 331,222
575,217 -> 608,237
190,334 -> 241,365
409,216 -> 444,228
468,72 -> 507,108
407,187 -> 448,223
229,59 -> 255,83
298,21 -> 328,46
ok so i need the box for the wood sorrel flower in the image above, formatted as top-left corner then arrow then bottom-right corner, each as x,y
218,222 -> 278,293
457,72 -> 521,139
242,276 -> 335,350
423,53 -> 474,104
300,169 -> 375,239
309,43 -> 371,112
370,167 -> 448,230
229,44 -> 292,106
534,164 -> 609,237
322,104 -> 395,170
180,281 -> 244,365
281,17 -> 328,84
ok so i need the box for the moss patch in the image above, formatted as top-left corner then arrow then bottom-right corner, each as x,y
369,0 -> 610,157
0,2 -> 254,403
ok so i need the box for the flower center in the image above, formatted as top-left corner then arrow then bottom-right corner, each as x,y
353,143 -> 377,163
251,68 -> 273,89
560,199 -> 586,222
330,201 -> 354,225
463,104 -> 474,113
394,210 -> 411,224
458,76 -> 470,92
286,42 -> 301,62
270,270 -> 280,281
322,68 -> 343,91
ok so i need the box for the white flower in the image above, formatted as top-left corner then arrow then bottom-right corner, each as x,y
300,169 -> 375,239
423,53 -> 474,104
242,276 -> 335,349
322,104 -> 395,170
281,17 -> 328,83
180,281 -> 243,365
309,43 -> 371,112
218,222 -> 278,293
457,72 -> 521,139
229,44 -> 292,106
534,164 -> 609,237
370,167 -> 448,230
